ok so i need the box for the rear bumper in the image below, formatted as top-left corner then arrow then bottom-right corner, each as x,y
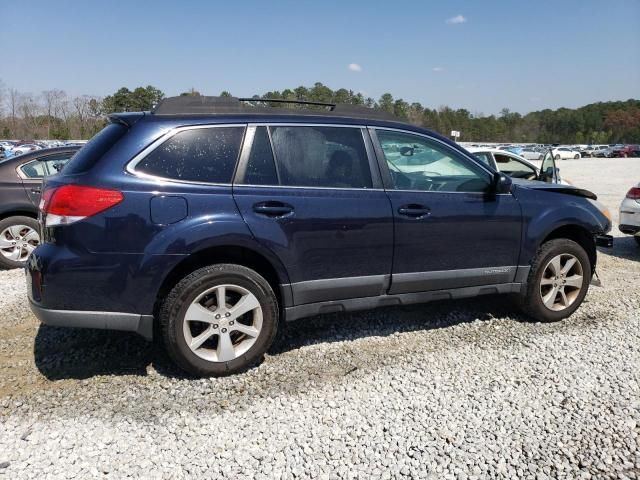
619,224 -> 640,236
29,300 -> 154,340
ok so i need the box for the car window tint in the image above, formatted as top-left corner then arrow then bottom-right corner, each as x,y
376,130 -> 490,193
137,127 -> 245,183
63,123 -> 128,175
269,126 -> 372,189
41,153 -> 75,176
472,152 -> 492,166
494,154 -> 536,179
243,127 -> 278,185
20,160 -> 46,178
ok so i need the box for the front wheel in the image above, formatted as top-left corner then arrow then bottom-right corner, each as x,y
554,154 -> 561,160
574,154 -> 580,159
519,239 -> 591,322
160,264 -> 279,377
0,216 -> 41,269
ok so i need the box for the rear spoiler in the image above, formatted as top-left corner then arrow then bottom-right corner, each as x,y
107,112 -> 146,127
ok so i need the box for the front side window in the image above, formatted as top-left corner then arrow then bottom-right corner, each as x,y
376,130 -> 491,192
136,126 -> 245,183
269,126 -> 372,189
494,154 -> 537,179
472,152 -> 492,166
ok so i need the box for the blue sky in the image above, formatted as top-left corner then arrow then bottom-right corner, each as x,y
2,0 -> 639,114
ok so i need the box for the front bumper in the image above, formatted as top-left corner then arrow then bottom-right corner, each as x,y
29,300 -> 154,340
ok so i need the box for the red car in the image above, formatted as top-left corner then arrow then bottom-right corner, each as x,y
615,145 -> 640,158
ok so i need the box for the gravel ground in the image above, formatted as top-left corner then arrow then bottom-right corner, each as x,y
0,158 -> 639,479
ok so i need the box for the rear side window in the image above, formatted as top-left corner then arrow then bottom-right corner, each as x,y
63,123 -> 128,174
136,126 -> 245,183
269,126 -> 372,189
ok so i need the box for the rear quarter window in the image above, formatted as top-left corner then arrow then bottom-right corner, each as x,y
135,126 -> 245,183
63,123 -> 128,174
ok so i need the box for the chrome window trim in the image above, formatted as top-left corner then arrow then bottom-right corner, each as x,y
17,159 -> 45,180
234,184 -> 387,192
125,123 -> 247,186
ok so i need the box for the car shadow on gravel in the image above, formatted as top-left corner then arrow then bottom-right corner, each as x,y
33,295 -> 531,381
601,236 -> 640,262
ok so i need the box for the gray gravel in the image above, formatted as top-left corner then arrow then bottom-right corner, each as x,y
1,158 -> 639,479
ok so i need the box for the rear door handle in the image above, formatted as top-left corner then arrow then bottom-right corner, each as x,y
253,202 -> 294,217
398,204 -> 431,218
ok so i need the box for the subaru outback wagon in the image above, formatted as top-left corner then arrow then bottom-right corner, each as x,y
27,96 -> 613,376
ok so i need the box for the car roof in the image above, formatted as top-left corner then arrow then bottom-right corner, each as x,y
0,146 -> 80,166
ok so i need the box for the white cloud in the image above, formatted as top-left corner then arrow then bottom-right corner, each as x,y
446,15 -> 467,24
432,67 -> 445,72
348,63 -> 362,72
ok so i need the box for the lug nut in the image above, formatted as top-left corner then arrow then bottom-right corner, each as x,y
215,314 -> 221,319
213,324 -> 218,329
229,321 -> 234,325
221,328 -> 227,333
225,312 -> 231,317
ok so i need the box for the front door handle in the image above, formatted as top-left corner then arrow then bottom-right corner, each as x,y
398,204 -> 431,218
253,202 -> 294,217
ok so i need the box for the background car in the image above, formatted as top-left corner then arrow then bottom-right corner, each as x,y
12,143 -> 42,156
615,145 -> 640,158
551,147 -> 581,160
619,183 -> 640,246
520,148 -> 543,160
466,147 -> 568,184
0,146 -> 79,269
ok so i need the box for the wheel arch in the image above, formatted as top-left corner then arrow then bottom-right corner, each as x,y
540,224 -> 596,274
0,210 -> 38,222
153,244 -> 292,319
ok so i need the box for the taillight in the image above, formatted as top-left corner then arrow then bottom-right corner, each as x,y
626,187 -> 640,200
40,185 -> 124,227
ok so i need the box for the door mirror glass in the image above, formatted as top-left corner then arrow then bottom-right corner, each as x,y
494,172 -> 513,194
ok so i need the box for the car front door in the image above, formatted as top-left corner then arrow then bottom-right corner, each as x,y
233,124 -> 393,305
370,128 -> 523,294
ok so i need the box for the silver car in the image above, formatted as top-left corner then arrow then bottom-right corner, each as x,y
619,183 -> 640,246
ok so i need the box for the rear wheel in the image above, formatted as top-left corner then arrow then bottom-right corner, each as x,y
519,239 -> 590,322
160,264 -> 279,377
574,154 -> 580,159
554,154 -> 561,160
0,216 -> 40,269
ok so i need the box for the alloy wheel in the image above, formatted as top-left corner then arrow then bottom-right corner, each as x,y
183,284 -> 263,362
0,225 -> 40,262
539,253 -> 583,311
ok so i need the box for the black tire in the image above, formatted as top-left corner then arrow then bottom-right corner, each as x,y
554,154 -> 561,160
0,216 -> 40,270
519,238 -> 591,322
160,264 -> 279,377
574,154 -> 580,159
634,237 -> 640,247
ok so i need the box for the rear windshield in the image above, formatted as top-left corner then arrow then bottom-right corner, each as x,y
62,123 -> 128,174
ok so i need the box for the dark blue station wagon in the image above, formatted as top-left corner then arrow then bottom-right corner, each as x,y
27,96 -> 612,376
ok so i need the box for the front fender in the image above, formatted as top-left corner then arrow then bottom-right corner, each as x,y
515,187 -> 609,265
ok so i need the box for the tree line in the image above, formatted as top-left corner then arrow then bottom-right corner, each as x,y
1,80 -> 638,143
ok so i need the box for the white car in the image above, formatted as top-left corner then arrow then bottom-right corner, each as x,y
520,148 -> 543,161
11,144 -> 42,156
466,148 -> 569,185
619,183 -> 640,247
552,147 -> 581,160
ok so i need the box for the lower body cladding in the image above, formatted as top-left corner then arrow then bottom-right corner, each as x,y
28,266 -> 532,341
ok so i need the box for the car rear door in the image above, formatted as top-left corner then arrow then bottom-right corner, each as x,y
370,128 -> 523,294
19,152 -> 75,206
233,124 -> 393,305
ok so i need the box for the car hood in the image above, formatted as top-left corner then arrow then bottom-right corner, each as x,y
511,178 -> 597,200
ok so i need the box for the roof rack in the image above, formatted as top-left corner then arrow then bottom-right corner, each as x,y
152,96 -> 400,122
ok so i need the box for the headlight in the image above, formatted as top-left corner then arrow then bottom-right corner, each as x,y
588,199 -> 611,223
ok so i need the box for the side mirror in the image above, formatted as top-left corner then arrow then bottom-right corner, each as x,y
494,173 -> 512,194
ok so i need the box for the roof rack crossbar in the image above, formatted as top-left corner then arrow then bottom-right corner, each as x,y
238,98 -> 335,108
